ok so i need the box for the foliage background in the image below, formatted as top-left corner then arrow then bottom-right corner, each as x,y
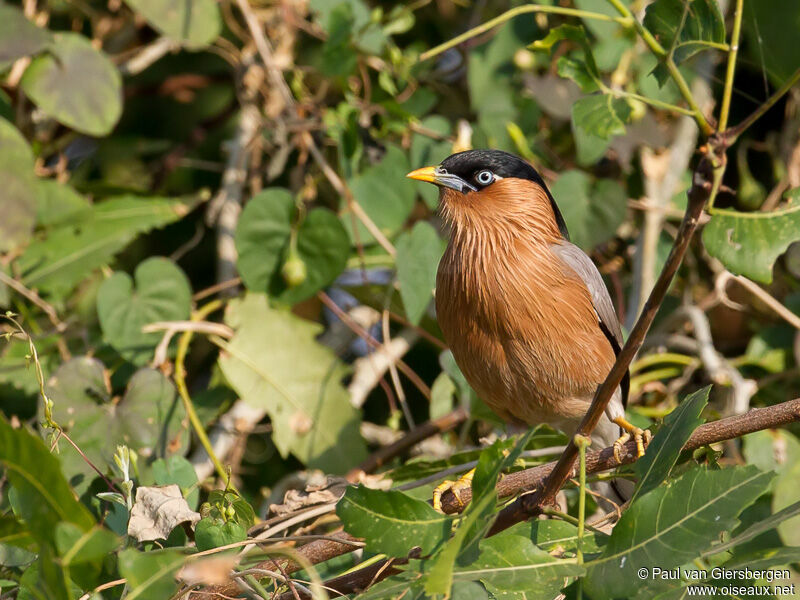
1,0 -> 800,598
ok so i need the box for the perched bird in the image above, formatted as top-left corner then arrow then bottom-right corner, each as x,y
407,150 -> 649,510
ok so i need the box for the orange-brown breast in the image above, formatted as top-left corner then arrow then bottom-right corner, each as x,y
435,178 -> 616,426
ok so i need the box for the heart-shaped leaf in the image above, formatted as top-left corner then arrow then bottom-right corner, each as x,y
97,257 -> 191,365
125,0 -> 221,47
45,359 -> 188,490
235,188 -> 350,303
21,33 -> 122,136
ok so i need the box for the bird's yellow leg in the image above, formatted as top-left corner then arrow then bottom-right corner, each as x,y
432,468 -> 475,513
611,416 -> 652,463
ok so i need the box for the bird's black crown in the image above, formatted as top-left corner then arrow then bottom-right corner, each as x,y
440,149 -> 570,240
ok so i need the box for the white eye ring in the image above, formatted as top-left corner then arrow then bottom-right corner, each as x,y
476,170 -> 494,185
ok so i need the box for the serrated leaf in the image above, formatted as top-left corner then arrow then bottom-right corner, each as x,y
584,466 -> 775,599
702,205 -> 800,284
20,33 -> 121,136
395,221 -> 443,325
549,171 -> 627,251
337,486 -> 452,557
218,294 -> 366,472
0,415 -> 94,546
572,94 -> 631,140
125,0 -> 221,47
118,548 -> 185,600
34,179 -> 90,227
97,257 -> 192,365
0,4 -> 52,63
17,195 -> 198,299
633,386 -> 709,501
235,188 -> 350,303
501,519 -> 607,556
0,117 -> 36,253
643,0 -> 724,85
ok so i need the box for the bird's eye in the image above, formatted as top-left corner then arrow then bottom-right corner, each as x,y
475,170 -> 494,185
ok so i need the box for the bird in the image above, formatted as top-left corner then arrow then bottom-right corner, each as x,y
406,149 -> 650,511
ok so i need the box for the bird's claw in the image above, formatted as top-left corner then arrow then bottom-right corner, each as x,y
612,417 -> 653,464
432,468 -> 475,513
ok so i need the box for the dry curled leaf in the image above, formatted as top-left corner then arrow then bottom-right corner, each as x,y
128,484 -> 200,542
269,476 -> 348,517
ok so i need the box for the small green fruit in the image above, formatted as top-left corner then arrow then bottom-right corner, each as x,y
282,253 -> 307,287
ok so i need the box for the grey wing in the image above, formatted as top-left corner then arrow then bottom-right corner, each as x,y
551,241 -> 629,407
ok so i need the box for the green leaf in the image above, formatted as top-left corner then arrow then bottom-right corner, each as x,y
549,171 -> 627,251
743,429 -> 800,476
430,372 -> 456,421
54,523 -> 120,566
584,466 -> 775,599
125,0 -> 221,47
20,33 -> 122,136
17,195 -> 198,299
0,415 -> 94,546
218,294 -> 366,472
702,205 -> 800,284
395,221 -> 443,325
572,94 -> 631,140
153,456 -> 200,509
502,519 -> 608,555
118,548 -> 185,600
345,145 -> 416,245
643,0 -> 725,85
451,530 -> 583,594
337,486 -> 452,557
97,257 -> 192,365
194,518 -> 247,551
530,24 -> 601,92
743,0 -> 800,86
235,189 -> 350,303
633,386 -> 709,501
0,4 -> 52,63
0,117 -> 36,253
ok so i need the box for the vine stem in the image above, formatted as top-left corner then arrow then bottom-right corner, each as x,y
173,299 -> 238,493
575,434 -> 590,600
418,4 -> 632,62
718,0 -> 744,132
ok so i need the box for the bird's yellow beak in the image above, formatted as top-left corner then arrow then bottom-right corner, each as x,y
405,166 -> 438,184
406,165 -> 477,193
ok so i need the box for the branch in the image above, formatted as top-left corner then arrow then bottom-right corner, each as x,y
725,68 -> 800,143
269,397 -> 800,599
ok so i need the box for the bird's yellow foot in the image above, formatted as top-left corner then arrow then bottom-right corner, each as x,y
432,468 -> 475,513
611,416 -> 652,463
